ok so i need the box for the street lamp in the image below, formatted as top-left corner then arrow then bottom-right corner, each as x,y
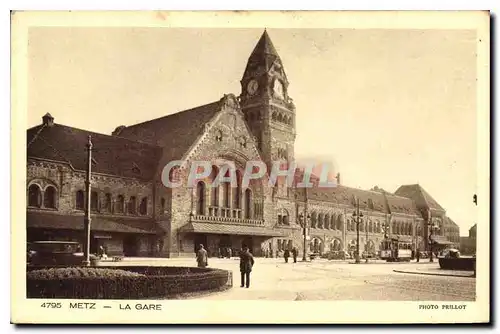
351,197 -> 364,264
299,213 -> 311,262
428,221 -> 440,263
365,220 -> 369,263
83,135 -> 93,267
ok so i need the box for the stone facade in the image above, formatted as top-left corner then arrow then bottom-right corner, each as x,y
26,30 -> 460,259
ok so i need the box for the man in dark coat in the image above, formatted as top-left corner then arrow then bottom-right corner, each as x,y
284,248 -> 290,263
239,246 -> 254,288
291,247 -> 298,263
196,244 -> 208,268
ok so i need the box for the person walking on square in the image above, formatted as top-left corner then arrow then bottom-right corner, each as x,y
284,248 -> 290,263
196,244 -> 208,268
292,247 -> 298,263
416,248 -> 420,263
239,246 -> 254,288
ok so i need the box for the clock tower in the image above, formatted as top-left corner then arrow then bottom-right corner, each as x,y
239,30 -> 296,172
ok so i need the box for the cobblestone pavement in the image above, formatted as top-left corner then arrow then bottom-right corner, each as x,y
110,257 -> 476,301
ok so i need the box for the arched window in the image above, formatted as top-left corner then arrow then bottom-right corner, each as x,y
330,215 -> 335,230
116,195 -> 124,213
91,191 -> 99,212
360,222 -> 365,232
337,215 -> 342,230
324,214 -> 330,229
75,190 -> 84,210
368,222 -> 373,233
223,176 -> 230,208
318,213 -> 324,229
272,112 -> 277,121
161,197 -> 166,213
215,130 -> 223,142
104,193 -> 112,212
310,212 -> 317,228
43,186 -> 56,209
278,208 -> 289,225
128,196 -> 136,214
210,166 -> 219,207
277,113 -> 283,123
196,182 -> 205,215
244,188 -> 252,219
28,184 -> 42,208
233,170 -> 242,209
139,197 -> 148,215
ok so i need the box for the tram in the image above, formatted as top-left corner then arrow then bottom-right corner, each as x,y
380,237 -> 412,262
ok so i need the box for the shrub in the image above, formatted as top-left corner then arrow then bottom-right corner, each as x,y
27,266 -> 232,299
27,267 -> 145,280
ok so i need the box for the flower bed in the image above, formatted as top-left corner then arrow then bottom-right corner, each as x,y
27,266 -> 232,299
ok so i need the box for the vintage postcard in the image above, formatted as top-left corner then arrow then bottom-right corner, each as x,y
11,11 -> 490,324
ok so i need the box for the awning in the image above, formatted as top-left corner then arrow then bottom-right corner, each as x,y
179,222 -> 286,237
27,211 -> 164,235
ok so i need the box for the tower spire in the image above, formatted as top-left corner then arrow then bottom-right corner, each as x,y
250,30 -> 280,59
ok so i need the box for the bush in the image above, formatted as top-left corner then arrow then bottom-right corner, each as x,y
27,266 -> 231,299
27,267 -> 145,280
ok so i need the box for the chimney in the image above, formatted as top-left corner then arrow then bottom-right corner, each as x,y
336,172 -> 341,185
42,113 -> 54,127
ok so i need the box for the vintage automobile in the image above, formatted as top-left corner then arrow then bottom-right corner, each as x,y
27,240 -> 98,267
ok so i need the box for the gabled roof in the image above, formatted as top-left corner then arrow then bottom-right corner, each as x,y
27,122 -> 162,180
384,193 -> 422,217
115,100 -> 222,163
394,184 -> 445,212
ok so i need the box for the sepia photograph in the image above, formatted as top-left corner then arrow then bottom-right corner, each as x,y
11,10 -> 490,324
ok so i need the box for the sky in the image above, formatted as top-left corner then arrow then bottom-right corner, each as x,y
27,27 -> 478,235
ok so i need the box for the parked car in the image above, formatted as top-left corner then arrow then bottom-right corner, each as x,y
28,241 -> 98,267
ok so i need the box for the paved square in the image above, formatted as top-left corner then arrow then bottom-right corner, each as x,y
111,257 -> 476,301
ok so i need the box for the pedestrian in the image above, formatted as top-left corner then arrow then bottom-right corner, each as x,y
227,247 -> 232,259
239,246 -> 255,288
284,248 -> 290,263
292,247 -> 298,263
416,249 -> 420,263
196,244 -> 208,268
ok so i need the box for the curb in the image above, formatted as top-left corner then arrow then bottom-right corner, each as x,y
393,269 -> 475,278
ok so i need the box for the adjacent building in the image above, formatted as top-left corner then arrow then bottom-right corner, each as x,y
26,30 -> 460,258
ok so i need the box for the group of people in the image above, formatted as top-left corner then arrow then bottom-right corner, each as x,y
283,247 -> 299,263
196,244 -> 255,288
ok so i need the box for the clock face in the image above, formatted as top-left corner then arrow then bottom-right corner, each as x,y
273,79 -> 284,98
247,79 -> 259,95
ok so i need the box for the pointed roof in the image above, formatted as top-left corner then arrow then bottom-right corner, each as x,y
394,184 -> 445,212
250,30 -> 280,59
243,30 -> 282,78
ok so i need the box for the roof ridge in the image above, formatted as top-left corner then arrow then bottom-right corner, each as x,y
36,134 -> 73,165
122,100 -> 221,131
53,123 -> 162,149
27,124 -> 47,148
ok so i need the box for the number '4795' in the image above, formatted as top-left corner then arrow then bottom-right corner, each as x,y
41,302 -> 62,308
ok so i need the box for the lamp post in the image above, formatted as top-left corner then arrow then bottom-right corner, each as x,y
365,220 -> 369,263
299,212 -> 311,262
83,135 -> 93,267
351,197 -> 364,264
